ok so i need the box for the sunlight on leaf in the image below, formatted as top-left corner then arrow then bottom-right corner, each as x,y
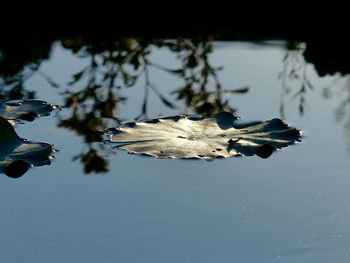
0,99 -> 60,122
105,112 -> 302,160
0,116 -> 56,178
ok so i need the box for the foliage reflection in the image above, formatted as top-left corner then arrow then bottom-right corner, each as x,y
1,34 -> 350,174
56,36 -> 248,173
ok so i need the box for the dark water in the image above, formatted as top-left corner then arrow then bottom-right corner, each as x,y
1,38 -> 350,262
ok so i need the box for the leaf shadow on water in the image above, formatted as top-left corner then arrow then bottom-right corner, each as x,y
105,112 -> 302,160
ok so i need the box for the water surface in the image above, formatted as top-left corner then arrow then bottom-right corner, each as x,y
1,39 -> 350,263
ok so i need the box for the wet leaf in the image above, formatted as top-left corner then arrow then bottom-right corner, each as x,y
0,116 -> 55,178
105,112 -> 301,160
0,99 -> 60,122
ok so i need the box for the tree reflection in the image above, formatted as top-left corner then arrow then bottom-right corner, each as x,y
0,35 -> 59,100
329,75 -> 350,153
151,38 -> 238,115
3,34 -> 350,174
279,40 -> 350,121
278,41 -> 350,154
57,36 -> 246,174
278,41 -> 314,119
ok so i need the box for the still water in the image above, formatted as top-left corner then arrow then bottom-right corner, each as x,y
1,40 -> 350,262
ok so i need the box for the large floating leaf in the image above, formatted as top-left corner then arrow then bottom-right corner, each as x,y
105,112 -> 301,160
0,99 -> 60,122
0,116 -> 55,178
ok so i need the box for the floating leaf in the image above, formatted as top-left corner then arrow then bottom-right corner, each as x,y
0,99 -> 60,122
105,112 -> 301,160
0,116 -> 55,178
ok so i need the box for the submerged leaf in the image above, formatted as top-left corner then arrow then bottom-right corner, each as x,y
0,116 -> 55,178
105,112 -> 301,160
0,99 -> 60,122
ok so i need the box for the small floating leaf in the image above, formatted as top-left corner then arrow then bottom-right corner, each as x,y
105,112 -> 301,160
0,99 -> 60,122
0,116 -> 55,178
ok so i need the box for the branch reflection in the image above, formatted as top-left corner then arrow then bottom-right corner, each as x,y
278,41 -> 314,119
2,34 -> 350,174
0,35 -> 59,100
58,36 -> 246,173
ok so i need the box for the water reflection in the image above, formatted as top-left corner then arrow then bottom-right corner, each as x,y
1,34 -> 349,174
60,37 -> 241,118
277,41 -> 350,154
278,41 -> 313,118
0,35 -> 59,100
304,41 -> 350,77
331,75 -> 350,153
279,40 -> 350,119
58,36 -> 246,173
